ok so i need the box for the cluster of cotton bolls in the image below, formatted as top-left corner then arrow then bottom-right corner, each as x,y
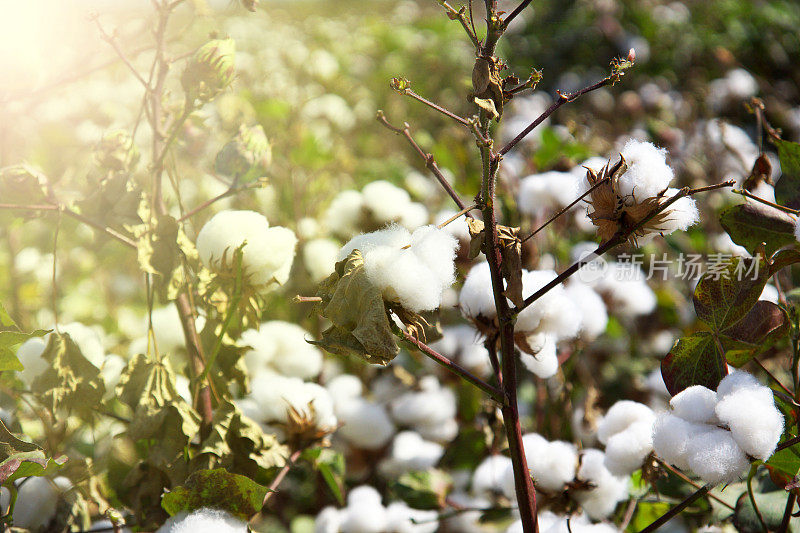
338,224 -> 458,313
315,485 -> 438,533
195,209 -> 297,290
155,507 -> 248,533
235,321 -> 336,437
324,181 -> 429,238
653,371 -> 784,485
325,374 -> 396,450
459,262 -> 608,378
596,401 -> 656,476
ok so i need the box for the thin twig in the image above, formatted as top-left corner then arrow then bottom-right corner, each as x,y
437,203 -> 477,229
655,458 -> 735,510
400,88 -> 471,126
747,464 -> 769,533
94,17 -> 149,89
503,0 -> 533,28
751,357 -> 794,398
401,330 -> 506,404
638,484 -> 711,533
521,177 -> 609,242
439,0 -> 481,48
261,449 -> 303,508
500,78 -> 610,156
619,498 -> 638,531
377,111 -> 472,216
177,182 -> 250,222
778,492 -> 796,533
775,435 -> 800,452
733,188 -> 800,215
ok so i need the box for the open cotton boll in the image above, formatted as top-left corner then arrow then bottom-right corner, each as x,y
326,374 -> 363,403
430,325 -> 491,376
361,180 -> 412,223
472,455 -> 513,497
13,476 -> 73,531
516,270 -> 581,340
574,449 -> 629,519
685,427 -> 750,485
400,202 -> 430,230
670,385 -> 718,424
156,508 -> 248,533
315,506 -> 343,533
597,401 -> 655,445
15,337 -> 48,387
196,210 -> 297,288
460,262 -> 497,320
341,486 -> 388,533
338,225 -> 411,261
760,284 -> 779,304
652,413 -> 708,471
564,281 -> 608,339
325,190 -> 364,237
247,373 -> 309,423
391,376 -> 457,429
658,190 -> 700,234
335,397 -> 396,449
518,171 -> 579,216
521,433 -> 578,492
381,431 -> 444,476
520,333 -> 558,378
603,419 -> 655,476
304,238 -> 341,282
385,502 -> 439,533
617,139 -> 674,201
594,263 -> 657,317
716,370 -> 762,399
409,225 -> 458,287
715,387 -> 783,460
241,321 -> 322,380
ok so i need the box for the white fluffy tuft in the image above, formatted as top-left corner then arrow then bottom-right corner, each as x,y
155,508 -> 248,533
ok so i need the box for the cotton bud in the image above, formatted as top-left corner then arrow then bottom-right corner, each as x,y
627,48 -> 636,63
182,38 -> 236,102
94,130 -> 139,172
214,124 -> 271,182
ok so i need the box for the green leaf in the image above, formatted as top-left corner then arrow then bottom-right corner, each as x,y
311,250 -> 399,365
627,501 -> 671,532
774,138 -> 800,210
0,419 -> 65,485
390,469 -> 452,510
719,202 -> 796,256
734,491 -> 794,532
215,125 -> 271,182
660,332 -> 728,396
720,301 -> 790,366
161,468 -> 268,521
303,448 -> 345,505
0,329 -> 48,372
766,443 -> 800,480
693,254 -> 769,331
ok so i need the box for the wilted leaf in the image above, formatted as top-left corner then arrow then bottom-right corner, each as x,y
720,301 -> 789,366
774,138 -> 800,210
161,468 -> 268,520
311,250 -> 399,365
467,218 -> 485,260
661,332 -> 728,396
31,333 -> 105,417
692,255 -> 768,331
498,225 -> 523,308
79,173 -> 143,228
390,469 -> 452,510
0,420 -> 65,485
719,202 -> 796,256
0,165 -> 50,207
473,97 -> 499,120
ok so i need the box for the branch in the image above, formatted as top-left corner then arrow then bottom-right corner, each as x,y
513,180 -> 735,314
655,457 -> 734,511
93,17 -> 149,89
260,448 -> 303,509
521,177 -> 609,243
377,111 -> 473,216
503,0 -> 533,28
177,181 -> 253,222
499,78 -> 610,156
438,1 -> 481,49
733,188 -> 800,215
638,484 -> 711,533
392,81 -> 472,126
400,330 -> 506,404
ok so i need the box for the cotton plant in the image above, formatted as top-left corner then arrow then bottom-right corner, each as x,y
653,371 -> 784,485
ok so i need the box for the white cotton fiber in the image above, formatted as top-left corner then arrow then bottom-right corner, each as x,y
315,506 -> 343,533
325,190 -> 365,237
381,431 -> 444,476
240,321 -> 322,379
12,476 -> 71,531
715,387 -> 783,460
335,397 -> 396,450
340,488 -> 388,533
338,225 -> 411,261
16,337 -> 48,387
155,508 -> 248,533
716,371 -> 762,399
459,262 -> 498,320
685,427 -> 749,485
472,455 -> 513,497
574,449 -> 629,519
520,333 -> 558,378
603,419 -> 655,476
362,180 -> 412,224
385,502 -> 439,533
597,401 -> 655,445
652,413 -> 707,471
670,385 -> 718,424
326,374 -> 363,402
564,281 -> 608,339
400,202 -> 430,230
304,237 -> 341,282
521,433 -> 578,492
409,225 -> 458,287
415,417 -> 459,443
594,263 -> 657,317
617,139 -> 674,201
348,485 -> 384,507
430,325 -> 491,376
391,376 -> 457,428
659,190 -> 700,234
196,210 -> 297,288
518,171 -> 580,216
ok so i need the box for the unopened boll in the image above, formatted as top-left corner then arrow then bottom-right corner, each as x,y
339,225 -> 458,313
196,210 -> 297,289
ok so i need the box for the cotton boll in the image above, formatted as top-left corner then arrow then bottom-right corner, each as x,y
603,420 -> 655,476
241,321 -> 322,379
16,337 -> 48,386
652,413 -> 707,471
13,476 -> 72,531
521,434 -> 578,492
716,371 -> 762,399
659,191 -> 700,234
315,506 -> 343,533
341,486 -> 388,533
248,226 -> 298,286
381,431 -> 444,476
326,190 -> 365,237
339,225 -> 411,261
520,333 -> 558,378
617,140 -> 674,201
326,374 -> 363,403
685,427 -> 750,485
574,449 -> 629,519
597,401 -> 655,445
472,455 -> 513,497
304,238 -> 340,282
670,386 -> 718,424
385,502 -> 439,533
415,417 -> 459,442
147,305 -> 204,355
715,387 -> 783,460
155,508 -> 248,533
564,281 -> 608,339
760,284 -> 779,304
460,262 -> 497,320
364,246 -> 442,312
518,171 -> 579,216
409,225 -> 458,287
400,202 -> 430,230
336,397 -> 396,449
362,180 -> 412,224
594,264 -> 657,317
248,373 -> 306,423
391,377 -> 457,429
297,217 -> 321,240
